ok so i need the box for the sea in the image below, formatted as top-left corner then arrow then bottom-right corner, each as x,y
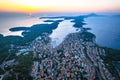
0,12 -> 120,50
84,15 -> 120,50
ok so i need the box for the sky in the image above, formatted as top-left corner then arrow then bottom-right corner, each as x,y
0,0 -> 120,13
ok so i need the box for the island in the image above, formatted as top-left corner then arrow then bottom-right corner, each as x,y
0,14 -> 119,80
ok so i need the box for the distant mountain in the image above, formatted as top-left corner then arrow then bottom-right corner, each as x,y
86,13 -> 105,17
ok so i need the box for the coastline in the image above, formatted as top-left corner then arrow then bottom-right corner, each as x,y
0,14 -> 120,80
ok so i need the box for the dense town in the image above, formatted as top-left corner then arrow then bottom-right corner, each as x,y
30,32 -> 114,80
0,32 -> 119,80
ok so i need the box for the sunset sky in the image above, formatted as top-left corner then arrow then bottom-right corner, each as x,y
0,0 -> 120,13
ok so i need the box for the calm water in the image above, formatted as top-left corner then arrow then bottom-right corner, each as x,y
0,16 -> 45,36
50,20 -> 79,47
84,16 -> 120,50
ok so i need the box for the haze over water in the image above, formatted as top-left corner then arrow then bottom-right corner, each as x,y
0,14 -> 46,36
